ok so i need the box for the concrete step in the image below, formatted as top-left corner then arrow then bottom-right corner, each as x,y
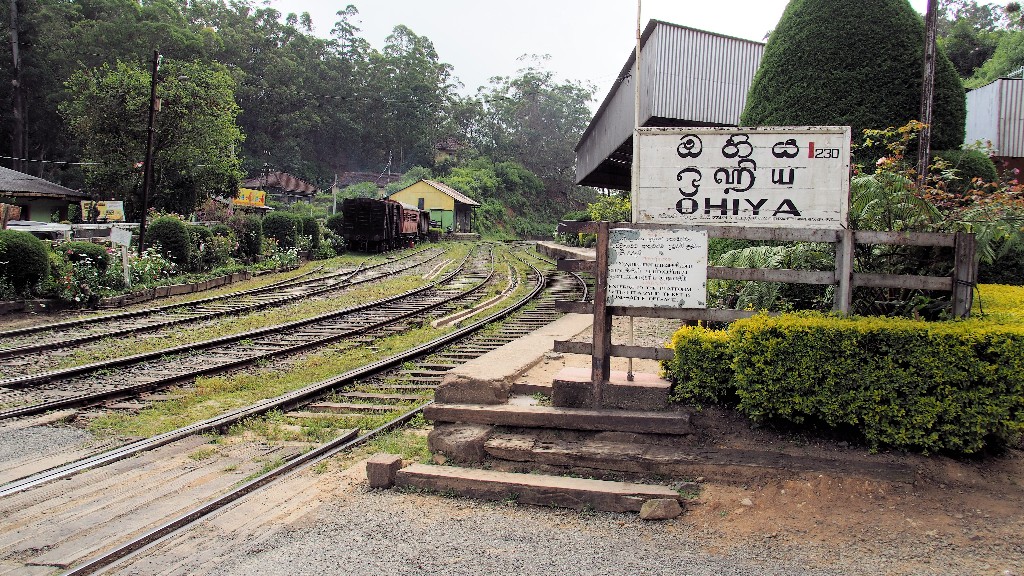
394,463 -> 680,513
424,403 -> 693,435
552,367 -> 670,411
481,430 -> 916,484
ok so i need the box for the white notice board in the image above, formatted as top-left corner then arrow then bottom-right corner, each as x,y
633,126 -> 851,229
607,228 -> 707,309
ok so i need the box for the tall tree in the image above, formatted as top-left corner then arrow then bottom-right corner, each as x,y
741,0 -> 966,153
61,58 -> 243,218
473,56 -> 595,201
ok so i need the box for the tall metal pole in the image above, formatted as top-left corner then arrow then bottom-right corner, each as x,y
138,50 -> 160,256
917,0 -> 938,184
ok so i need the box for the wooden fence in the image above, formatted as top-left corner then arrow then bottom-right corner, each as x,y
553,221 -> 978,399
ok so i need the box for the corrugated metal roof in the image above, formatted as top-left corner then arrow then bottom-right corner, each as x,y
575,20 -> 765,190
0,166 -> 88,199
392,180 -> 480,207
240,171 -> 319,195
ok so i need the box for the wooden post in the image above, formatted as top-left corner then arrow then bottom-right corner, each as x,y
952,231 -> 976,318
833,229 -> 854,314
591,221 -> 612,408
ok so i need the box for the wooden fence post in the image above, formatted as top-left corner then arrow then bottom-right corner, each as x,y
590,221 -> 611,408
952,231 -> 977,318
833,229 -> 854,314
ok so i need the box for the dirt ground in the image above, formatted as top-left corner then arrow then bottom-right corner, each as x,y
509,317 -> 1024,575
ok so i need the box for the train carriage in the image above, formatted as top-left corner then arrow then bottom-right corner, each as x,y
341,197 -> 428,252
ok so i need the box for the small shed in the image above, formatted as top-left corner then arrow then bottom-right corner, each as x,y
965,77 -> 1024,177
240,171 -> 319,204
387,180 -> 479,233
0,166 -> 90,223
575,20 -> 765,191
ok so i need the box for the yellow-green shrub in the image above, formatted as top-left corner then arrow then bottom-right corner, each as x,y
664,286 -> 1024,454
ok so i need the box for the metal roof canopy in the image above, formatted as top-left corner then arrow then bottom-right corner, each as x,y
575,20 -> 765,191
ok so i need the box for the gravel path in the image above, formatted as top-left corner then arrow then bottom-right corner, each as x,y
0,423 -> 92,463
186,488 -> 846,576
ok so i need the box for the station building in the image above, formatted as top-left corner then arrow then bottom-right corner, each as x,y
388,179 -> 479,233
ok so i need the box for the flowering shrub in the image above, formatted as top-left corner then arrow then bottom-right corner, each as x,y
130,247 -> 178,286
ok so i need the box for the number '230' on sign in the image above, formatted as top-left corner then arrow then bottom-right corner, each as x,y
633,126 -> 851,230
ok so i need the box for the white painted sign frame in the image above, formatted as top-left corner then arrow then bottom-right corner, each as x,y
632,126 -> 851,230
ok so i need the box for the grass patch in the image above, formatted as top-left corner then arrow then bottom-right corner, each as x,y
188,447 -> 219,461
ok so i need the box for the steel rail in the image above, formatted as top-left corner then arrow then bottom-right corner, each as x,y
2,250 -> 548,499
0,248 -> 443,360
58,258 -> 554,576
0,250 -> 486,420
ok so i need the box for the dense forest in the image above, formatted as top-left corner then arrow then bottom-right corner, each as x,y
0,0 -> 598,236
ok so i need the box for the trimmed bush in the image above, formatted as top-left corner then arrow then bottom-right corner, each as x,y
667,325 -> 733,405
146,216 -> 192,267
229,213 -> 262,261
324,213 -> 344,237
664,307 -> 1024,454
210,223 -> 233,238
0,230 -> 50,295
262,212 -> 299,249
60,241 -> 109,272
932,149 -> 999,195
300,215 -> 321,250
741,0 -> 966,153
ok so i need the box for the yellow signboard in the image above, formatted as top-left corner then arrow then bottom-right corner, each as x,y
80,201 -> 125,222
234,188 -> 266,207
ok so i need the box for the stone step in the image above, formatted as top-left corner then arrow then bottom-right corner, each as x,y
552,367 -> 670,411
481,430 -> 916,484
423,403 -> 693,435
394,463 -> 680,513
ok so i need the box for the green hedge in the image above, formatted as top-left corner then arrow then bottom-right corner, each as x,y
932,149 -> 999,195
146,216 -> 192,267
60,241 -> 110,272
262,212 -> 298,249
300,215 -> 320,249
0,230 -> 49,295
665,312 -> 1024,454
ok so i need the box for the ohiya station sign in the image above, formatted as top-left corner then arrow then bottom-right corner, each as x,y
608,126 -> 852,309
633,126 -> 851,229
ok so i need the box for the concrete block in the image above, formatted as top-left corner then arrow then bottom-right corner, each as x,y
395,463 -> 679,513
424,403 -> 693,436
552,367 -> 670,411
640,498 -> 683,520
366,453 -> 404,488
428,423 -> 494,463
434,373 -> 512,405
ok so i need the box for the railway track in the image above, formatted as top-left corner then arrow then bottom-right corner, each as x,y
0,247 -> 582,575
0,246 -> 494,420
0,246 -> 446,363
4,249 -> 584,575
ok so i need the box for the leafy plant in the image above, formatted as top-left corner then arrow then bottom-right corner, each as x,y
0,230 -> 50,296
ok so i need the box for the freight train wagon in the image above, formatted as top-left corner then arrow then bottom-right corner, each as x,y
341,198 -> 428,252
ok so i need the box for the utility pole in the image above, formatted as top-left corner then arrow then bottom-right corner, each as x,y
138,50 -> 161,256
917,0 -> 939,185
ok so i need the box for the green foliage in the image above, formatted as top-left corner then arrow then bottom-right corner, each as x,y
932,149 -> 1000,195
667,326 -> 734,404
299,216 -> 321,249
0,230 -> 50,295
586,194 -> 631,222
262,213 -> 299,249
324,214 -> 345,237
664,307 -> 1024,454
61,59 -> 244,218
741,0 -> 966,153
967,30 -> 1024,87
60,241 -> 110,272
230,214 -> 263,261
146,215 -> 193,267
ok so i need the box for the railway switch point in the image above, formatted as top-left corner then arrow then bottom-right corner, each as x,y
366,453 -> 404,489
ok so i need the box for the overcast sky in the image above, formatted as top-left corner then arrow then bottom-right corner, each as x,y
266,0 -> 933,105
